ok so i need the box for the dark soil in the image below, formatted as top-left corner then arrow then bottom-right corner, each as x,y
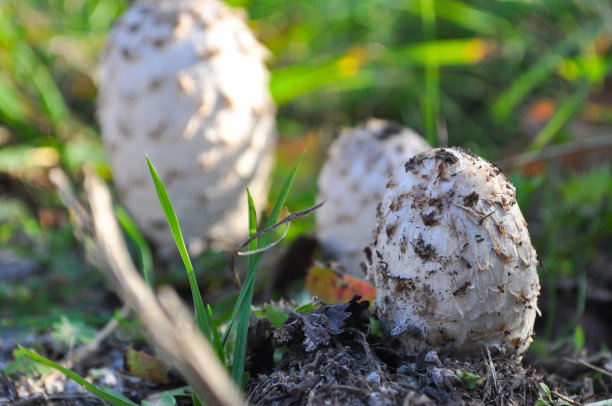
245,296 -> 612,406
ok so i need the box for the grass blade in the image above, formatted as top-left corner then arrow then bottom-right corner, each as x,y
192,393 -> 204,406
13,41 -> 70,127
491,18 -> 603,121
230,188 -> 258,385
115,205 -> 154,288
231,283 -> 254,386
528,80 -> 590,153
419,0 -> 440,146
207,305 -> 225,364
19,346 -> 138,406
270,52 -> 367,105
396,39 -> 487,66
227,152 -> 305,386
246,187 -> 258,271
0,72 -> 31,132
146,155 -> 211,342
224,152 -> 304,344
401,0 -> 513,35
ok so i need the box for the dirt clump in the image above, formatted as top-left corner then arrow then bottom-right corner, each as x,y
245,296 -> 545,405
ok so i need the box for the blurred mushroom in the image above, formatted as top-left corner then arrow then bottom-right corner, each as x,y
97,0 -> 276,252
316,119 -> 430,277
367,147 -> 540,358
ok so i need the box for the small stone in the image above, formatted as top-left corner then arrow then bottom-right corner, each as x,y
397,363 -> 417,375
424,350 -> 440,365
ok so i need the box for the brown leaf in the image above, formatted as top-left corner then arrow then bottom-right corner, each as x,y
123,347 -> 170,384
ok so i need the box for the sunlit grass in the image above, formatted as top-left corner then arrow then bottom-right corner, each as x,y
419,0 -> 439,146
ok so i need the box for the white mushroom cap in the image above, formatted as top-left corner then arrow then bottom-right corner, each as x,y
316,119 -> 430,277
97,0 -> 276,251
367,147 -> 540,357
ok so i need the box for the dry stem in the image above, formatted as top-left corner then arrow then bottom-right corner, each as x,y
80,170 -> 243,406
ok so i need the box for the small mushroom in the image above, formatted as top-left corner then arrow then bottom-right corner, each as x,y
367,147 -> 540,357
316,119 -> 430,277
97,0 -> 276,252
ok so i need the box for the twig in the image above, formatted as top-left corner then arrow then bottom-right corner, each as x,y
551,390 -> 580,406
84,170 -> 243,406
237,222 -> 290,257
497,134 -> 612,171
38,304 -> 132,392
486,347 -> 500,403
65,305 -> 131,368
229,200 -> 325,290
47,168 -> 131,384
11,393 -> 106,406
48,168 -> 92,235
562,357 -> 612,378
479,210 -> 496,225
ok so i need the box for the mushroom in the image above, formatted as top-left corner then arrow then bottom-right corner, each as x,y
97,0 -> 276,252
316,119 -> 430,277
367,147 -> 540,357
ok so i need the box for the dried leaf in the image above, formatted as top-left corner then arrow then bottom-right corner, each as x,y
123,347 -> 170,384
275,296 -> 370,352
306,265 -> 376,305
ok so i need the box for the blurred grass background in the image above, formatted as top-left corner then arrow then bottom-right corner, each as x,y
1,0 -> 611,351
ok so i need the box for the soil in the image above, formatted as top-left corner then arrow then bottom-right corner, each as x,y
243,296 -> 612,406
244,297 -> 544,405
2,295 -> 612,405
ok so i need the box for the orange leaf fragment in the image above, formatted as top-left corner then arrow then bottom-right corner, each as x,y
306,265 -> 376,305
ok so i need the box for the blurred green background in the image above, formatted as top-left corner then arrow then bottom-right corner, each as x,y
1,0 -> 611,352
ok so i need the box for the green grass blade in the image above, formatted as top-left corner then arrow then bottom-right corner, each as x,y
230,189 -> 259,385
146,155 -> 211,342
223,152 -> 305,345
245,151 -> 305,285
191,393 -> 204,406
0,72 -> 30,130
115,205 -> 154,288
401,0 -> 514,35
227,153 -> 305,386
231,283 -> 254,386
246,187 -> 258,271
491,18 -> 603,121
419,0 -> 440,146
18,346 -> 138,406
13,42 -> 70,127
270,54 -> 362,105
528,80 -> 590,153
206,305 -> 225,365
395,39 -> 487,66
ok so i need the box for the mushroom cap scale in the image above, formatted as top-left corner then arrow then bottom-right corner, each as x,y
97,0 -> 275,251
316,119 -> 430,277
368,147 -> 540,357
